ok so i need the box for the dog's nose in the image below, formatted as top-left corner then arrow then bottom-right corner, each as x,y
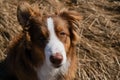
50,53 -> 63,67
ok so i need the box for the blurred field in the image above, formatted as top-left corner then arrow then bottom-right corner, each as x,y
0,0 -> 120,80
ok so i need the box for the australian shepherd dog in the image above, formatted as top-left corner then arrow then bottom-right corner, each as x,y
3,2 -> 81,80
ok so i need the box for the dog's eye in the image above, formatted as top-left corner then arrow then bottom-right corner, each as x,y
39,37 -> 45,41
39,37 -> 44,40
37,36 -> 48,46
60,31 -> 66,36
59,31 -> 67,42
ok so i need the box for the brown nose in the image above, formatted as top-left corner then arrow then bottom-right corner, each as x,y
50,53 -> 63,67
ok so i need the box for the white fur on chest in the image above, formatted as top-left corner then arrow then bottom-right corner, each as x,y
37,61 -> 70,80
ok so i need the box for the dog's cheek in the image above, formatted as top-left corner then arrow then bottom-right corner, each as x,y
64,36 -> 71,53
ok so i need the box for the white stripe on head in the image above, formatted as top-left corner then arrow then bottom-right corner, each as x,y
37,17 -> 69,80
45,17 -> 67,67
47,17 -> 57,40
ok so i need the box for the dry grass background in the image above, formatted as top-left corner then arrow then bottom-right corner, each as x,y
0,0 -> 120,80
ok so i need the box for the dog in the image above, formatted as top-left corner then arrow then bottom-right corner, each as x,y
4,2 -> 81,80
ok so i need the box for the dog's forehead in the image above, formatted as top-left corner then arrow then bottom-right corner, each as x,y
45,16 -> 69,32
46,17 -> 54,32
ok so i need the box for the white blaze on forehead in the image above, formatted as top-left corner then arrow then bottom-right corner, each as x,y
45,17 -> 67,67
47,17 -> 56,39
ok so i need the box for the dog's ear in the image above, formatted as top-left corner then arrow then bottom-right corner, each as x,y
59,10 -> 82,46
17,2 -> 40,28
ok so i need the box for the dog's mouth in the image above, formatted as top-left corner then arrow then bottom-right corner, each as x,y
52,64 -> 62,68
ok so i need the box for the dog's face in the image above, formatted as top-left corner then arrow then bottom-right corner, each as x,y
17,2 -> 81,68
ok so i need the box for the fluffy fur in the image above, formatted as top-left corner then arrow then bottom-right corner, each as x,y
4,2 -> 81,80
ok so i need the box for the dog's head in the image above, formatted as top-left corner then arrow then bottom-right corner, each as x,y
17,2 -> 81,68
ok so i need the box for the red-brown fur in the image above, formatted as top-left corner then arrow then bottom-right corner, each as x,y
4,2 -> 81,80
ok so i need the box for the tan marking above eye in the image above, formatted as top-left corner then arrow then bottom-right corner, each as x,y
55,26 -> 69,37
56,31 -> 67,43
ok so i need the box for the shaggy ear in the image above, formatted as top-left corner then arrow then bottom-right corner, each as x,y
59,11 -> 81,45
17,2 -> 40,28
59,10 -> 81,22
